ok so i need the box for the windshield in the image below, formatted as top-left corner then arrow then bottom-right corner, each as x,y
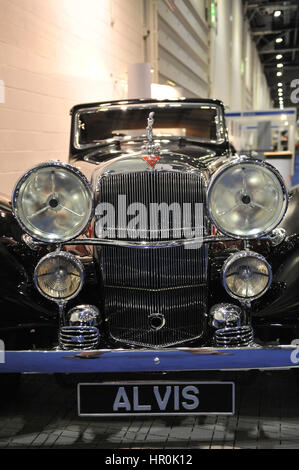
74,102 -> 226,150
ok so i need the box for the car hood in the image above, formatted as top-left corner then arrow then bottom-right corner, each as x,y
70,143 -> 226,183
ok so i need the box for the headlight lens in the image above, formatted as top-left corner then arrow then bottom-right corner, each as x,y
34,252 -> 84,301
207,159 -> 288,238
222,251 -> 272,300
12,162 -> 93,243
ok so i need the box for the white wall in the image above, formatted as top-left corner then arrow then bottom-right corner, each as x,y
0,0 -> 272,196
156,0 -> 209,98
209,0 -> 271,111
0,0 -> 143,196
252,47 -> 272,110
209,0 -> 232,107
230,0 -> 243,110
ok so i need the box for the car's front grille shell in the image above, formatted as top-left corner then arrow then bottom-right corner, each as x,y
96,170 -> 208,348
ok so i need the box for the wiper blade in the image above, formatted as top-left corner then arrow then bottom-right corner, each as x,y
91,135 -> 210,148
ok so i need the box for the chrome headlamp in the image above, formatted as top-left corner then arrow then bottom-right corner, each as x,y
222,251 -> 272,301
34,251 -> 84,302
207,159 -> 288,239
12,161 -> 93,243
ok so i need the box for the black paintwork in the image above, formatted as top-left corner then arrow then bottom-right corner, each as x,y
2,98 -> 299,349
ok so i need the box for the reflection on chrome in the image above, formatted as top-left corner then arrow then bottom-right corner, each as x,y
222,251 -> 272,301
34,251 -> 84,302
207,158 -> 288,239
12,161 -> 93,243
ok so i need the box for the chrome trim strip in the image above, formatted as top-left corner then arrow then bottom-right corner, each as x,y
28,234 -> 272,249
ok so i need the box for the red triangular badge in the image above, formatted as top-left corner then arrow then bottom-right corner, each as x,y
143,155 -> 161,167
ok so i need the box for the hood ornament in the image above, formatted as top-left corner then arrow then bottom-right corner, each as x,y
143,112 -> 161,168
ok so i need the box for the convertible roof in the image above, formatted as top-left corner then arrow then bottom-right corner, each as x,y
70,98 -> 225,115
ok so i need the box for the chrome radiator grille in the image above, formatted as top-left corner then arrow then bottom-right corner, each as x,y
96,170 -> 208,348
105,284 -> 206,347
97,171 -> 205,240
101,246 -> 207,288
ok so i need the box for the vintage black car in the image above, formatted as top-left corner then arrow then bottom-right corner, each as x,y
1,98 -> 299,415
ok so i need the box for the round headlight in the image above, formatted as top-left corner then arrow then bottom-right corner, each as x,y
207,159 -> 288,239
12,162 -> 93,243
34,252 -> 84,301
222,251 -> 272,300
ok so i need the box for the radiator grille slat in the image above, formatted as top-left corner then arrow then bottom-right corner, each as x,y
101,246 -> 206,288
97,171 -> 205,240
96,170 -> 208,348
106,287 -> 206,348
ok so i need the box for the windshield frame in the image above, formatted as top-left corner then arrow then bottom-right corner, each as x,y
73,101 -> 227,151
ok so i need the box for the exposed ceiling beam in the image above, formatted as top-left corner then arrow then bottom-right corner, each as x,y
259,47 -> 299,54
246,2 -> 297,12
264,64 -> 299,69
251,27 -> 297,36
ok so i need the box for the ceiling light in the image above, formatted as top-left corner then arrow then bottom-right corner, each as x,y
276,38 -> 283,44
276,54 -> 283,60
277,71 -> 283,77
274,10 -> 282,17
277,63 -> 284,68
278,88 -> 283,92
277,82 -> 283,87
281,114 -> 287,121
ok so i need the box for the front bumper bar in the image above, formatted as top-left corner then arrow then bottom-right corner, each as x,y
0,346 -> 299,373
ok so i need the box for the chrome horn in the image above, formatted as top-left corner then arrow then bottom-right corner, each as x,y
210,304 -> 254,347
59,305 -> 101,350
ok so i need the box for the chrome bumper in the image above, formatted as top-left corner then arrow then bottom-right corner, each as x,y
0,346 -> 299,373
